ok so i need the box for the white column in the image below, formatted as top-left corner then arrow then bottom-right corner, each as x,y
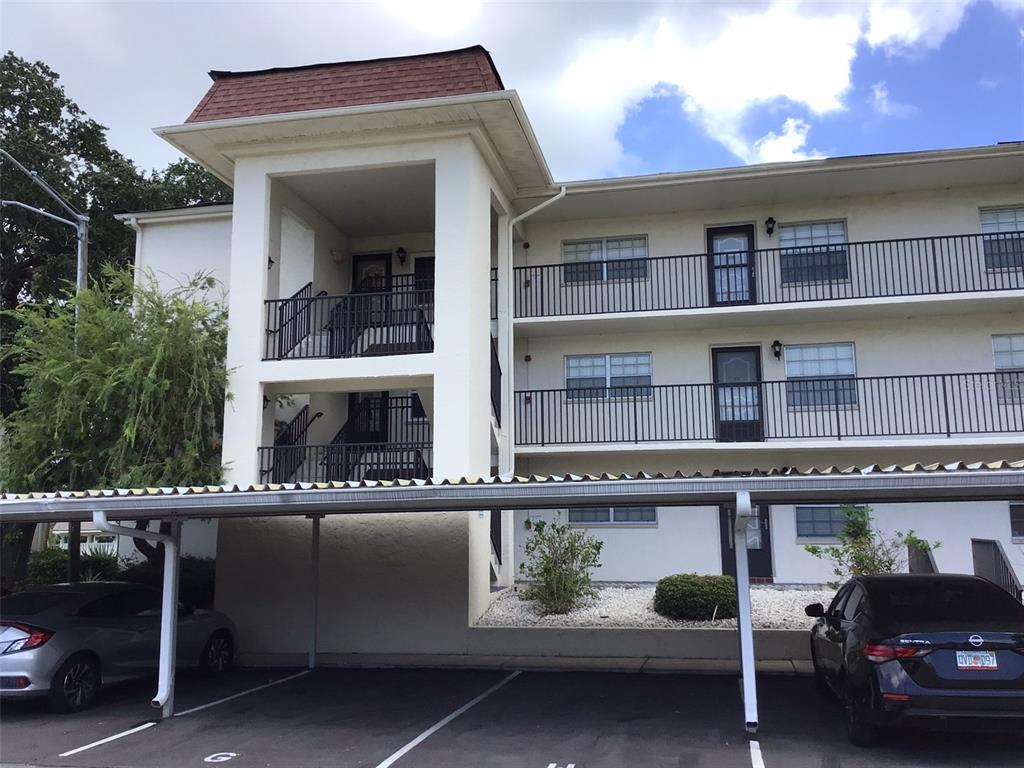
734,490 -> 759,734
222,161 -> 272,485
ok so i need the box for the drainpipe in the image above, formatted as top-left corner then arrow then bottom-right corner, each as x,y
501,186 -> 566,474
92,511 -> 181,718
733,490 -> 759,734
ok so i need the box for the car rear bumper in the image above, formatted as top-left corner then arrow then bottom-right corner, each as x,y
0,646 -> 62,696
872,695 -> 1024,730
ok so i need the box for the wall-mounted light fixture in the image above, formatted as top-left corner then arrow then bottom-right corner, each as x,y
267,256 -> 275,270
764,217 -> 777,237
771,339 -> 783,359
396,247 -> 407,265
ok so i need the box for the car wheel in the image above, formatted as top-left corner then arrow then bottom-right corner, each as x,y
200,630 -> 234,675
845,692 -> 881,747
809,642 -> 829,696
49,653 -> 100,713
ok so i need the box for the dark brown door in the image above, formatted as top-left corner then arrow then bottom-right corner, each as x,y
707,225 -> 756,305
345,392 -> 389,442
719,505 -> 773,579
413,256 -> 435,290
352,253 -> 392,293
712,346 -> 764,442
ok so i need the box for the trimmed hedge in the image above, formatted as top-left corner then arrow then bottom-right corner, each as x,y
653,573 -> 737,621
27,548 -> 121,585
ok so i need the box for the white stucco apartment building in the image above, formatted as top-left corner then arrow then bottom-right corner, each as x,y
118,46 -> 1024,660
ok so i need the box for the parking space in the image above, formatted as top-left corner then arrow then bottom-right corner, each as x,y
2,668 -> 1021,768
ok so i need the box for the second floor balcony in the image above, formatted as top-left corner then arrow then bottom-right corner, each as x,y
513,231 -> 1024,320
514,371 -> 1024,449
264,276 -> 434,361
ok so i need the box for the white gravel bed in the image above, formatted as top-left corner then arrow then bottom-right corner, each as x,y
476,584 -> 836,630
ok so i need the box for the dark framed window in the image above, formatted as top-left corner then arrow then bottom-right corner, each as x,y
562,236 -> 649,283
981,208 -> 1024,270
778,221 -> 849,284
568,506 -> 657,524
784,343 -> 857,407
565,353 -> 653,399
795,506 -> 847,539
1010,504 -> 1024,539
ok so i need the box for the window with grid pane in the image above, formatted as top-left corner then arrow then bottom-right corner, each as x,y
1011,504 -> 1024,539
994,334 -> 1024,404
981,207 -> 1024,270
568,507 -> 657,524
562,235 -> 649,282
795,506 -> 847,538
778,221 -> 849,284
785,343 -> 857,407
566,353 -> 652,398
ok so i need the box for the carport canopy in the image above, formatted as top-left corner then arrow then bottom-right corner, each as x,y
3,460 -> 1023,734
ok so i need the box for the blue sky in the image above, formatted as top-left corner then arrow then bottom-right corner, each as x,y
3,1 -> 1023,180
617,2 -> 1024,174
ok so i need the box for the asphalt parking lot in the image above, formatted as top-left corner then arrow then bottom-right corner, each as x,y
2,667 -> 1021,768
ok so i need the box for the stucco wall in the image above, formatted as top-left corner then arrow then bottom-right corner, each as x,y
134,215 -> 232,294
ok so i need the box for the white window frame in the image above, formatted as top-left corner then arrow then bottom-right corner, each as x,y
567,506 -> 658,527
993,334 -> 1024,405
564,352 -> 653,400
783,342 -> 858,409
777,220 -> 850,285
561,235 -> 650,283
794,505 -> 847,541
980,206 -> 1024,271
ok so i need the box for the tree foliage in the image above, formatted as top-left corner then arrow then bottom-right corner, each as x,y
804,505 -> 941,588
1,266 -> 229,494
1,50 -> 231,415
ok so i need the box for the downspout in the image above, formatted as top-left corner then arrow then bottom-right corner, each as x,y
92,511 -> 180,718
501,185 -> 566,474
733,490 -> 759,734
124,217 -> 143,283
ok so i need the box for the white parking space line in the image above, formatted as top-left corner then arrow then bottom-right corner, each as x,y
373,670 -> 522,768
58,721 -> 157,757
749,740 -> 765,768
174,669 -> 311,717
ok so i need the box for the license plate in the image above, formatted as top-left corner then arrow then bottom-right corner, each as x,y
956,650 -> 997,670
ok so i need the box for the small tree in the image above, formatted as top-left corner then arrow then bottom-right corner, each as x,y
519,517 -> 603,615
804,504 -> 939,588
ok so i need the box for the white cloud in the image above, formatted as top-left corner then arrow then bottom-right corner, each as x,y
747,118 -> 824,164
865,1 -> 972,51
871,81 -> 919,118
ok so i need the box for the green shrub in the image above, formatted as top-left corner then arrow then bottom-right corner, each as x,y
654,573 -> 737,621
122,556 -> 216,608
26,547 -> 122,585
519,517 -> 603,615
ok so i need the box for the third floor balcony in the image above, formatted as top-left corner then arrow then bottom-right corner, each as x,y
513,231 -> 1024,323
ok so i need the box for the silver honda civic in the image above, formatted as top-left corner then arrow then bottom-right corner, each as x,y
0,581 -> 234,712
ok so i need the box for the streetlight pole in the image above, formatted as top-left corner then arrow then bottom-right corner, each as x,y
1,148 -> 89,581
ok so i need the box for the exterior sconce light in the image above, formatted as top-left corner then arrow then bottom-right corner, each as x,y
771,339 -> 783,359
764,217 -> 776,236
396,247 -> 407,265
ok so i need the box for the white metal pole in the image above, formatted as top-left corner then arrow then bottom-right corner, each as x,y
733,490 -> 759,734
308,514 -> 322,669
91,512 -> 180,718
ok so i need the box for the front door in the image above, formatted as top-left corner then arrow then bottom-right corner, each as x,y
707,225 -> 756,305
352,253 -> 392,293
719,505 -> 773,580
413,256 -> 435,290
712,346 -> 764,441
345,392 -> 389,442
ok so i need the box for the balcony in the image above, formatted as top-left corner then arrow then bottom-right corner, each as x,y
258,393 -> 431,483
514,231 -> 1024,320
514,372 -> 1024,448
264,276 -> 434,361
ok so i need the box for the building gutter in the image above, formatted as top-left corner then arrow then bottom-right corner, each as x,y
501,186 -> 566,473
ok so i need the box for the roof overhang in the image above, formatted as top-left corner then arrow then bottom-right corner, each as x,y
3,462 -> 1022,524
519,143 -> 1024,222
114,204 -> 233,226
155,90 -> 553,196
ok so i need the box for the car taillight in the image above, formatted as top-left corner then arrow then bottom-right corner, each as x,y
0,623 -> 54,655
862,643 -> 931,663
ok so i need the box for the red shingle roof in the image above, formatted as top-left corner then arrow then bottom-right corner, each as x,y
185,46 -> 504,123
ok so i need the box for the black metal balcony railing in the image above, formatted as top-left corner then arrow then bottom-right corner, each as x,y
490,267 -> 498,321
264,285 -> 434,360
258,442 -> 431,484
515,372 -> 1024,446
490,335 -> 502,427
514,231 -> 1024,318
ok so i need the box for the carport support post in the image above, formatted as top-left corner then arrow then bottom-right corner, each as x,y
308,514 -> 323,670
733,490 -> 759,734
